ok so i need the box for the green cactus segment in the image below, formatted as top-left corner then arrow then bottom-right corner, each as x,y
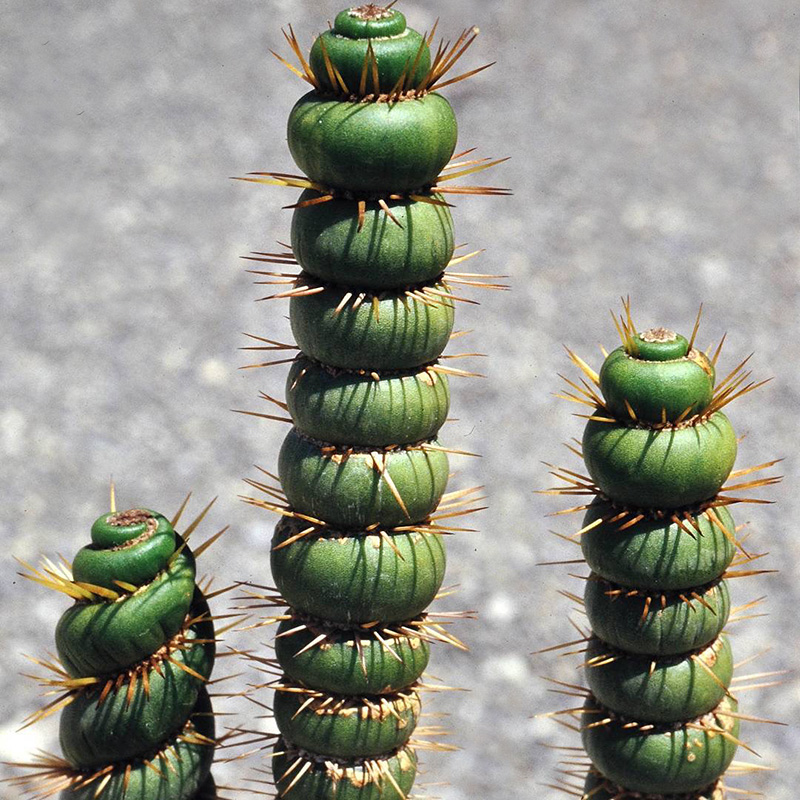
59,592 -> 215,769
272,520 -> 446,624
582,412 -> 737,509
599,345 -> 715,423
582,695 -> 739,795
290,283 -> 454,370
627,330 -> 690,361
580,501 -> 736,590
275,617 -> 430,695
287,358 -> 450,447
584,577 -> 730,656
585,636 -> 733,724
582,769 -> 723,800
273,742 -> 418,800
288,91 -> 457,193
278,428 -> 449,528
291,191 -> 454,289
274,688 -> 420,757
55,546 -> 197,678
60,688 -> 215,800
71,509 -> 177,591
310,12 -> 431,96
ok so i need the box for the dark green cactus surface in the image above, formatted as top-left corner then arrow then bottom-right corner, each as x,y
550,313 -> 771,798
240,4 -> 501,797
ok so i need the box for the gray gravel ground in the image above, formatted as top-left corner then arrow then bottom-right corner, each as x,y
1,1 -> 798,798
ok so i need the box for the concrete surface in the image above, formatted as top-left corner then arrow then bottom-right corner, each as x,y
1,1 -> 798,798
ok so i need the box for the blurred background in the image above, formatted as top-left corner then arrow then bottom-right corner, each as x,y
1,1 -> 798,798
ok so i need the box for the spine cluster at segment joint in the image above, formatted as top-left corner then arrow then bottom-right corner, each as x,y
238,5 -> 504,798
549,305 -> 776,800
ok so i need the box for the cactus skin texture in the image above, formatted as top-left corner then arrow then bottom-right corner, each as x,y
549,310 -> 775,799
238,5 -> 504,798
13,507 -> 217,800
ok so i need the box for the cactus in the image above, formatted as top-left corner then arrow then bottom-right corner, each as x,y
235,5 -> 506,798
9,499 -> 224,800
544,301 -> 779,798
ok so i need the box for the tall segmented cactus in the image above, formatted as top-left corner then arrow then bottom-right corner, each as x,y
10,501 -> 223,800
545,302 -> 778,799
235,4 -> 505,798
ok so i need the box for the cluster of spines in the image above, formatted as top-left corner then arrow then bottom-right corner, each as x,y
235,5 -> 505,799
543,303 -> 779,799
9,498 -> 229,800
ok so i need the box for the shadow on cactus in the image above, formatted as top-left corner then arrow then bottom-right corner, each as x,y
7,494 -> 236,800
537,300 -> 783,799
233,3 -> 508,798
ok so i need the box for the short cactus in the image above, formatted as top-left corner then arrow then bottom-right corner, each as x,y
544,301 -> 779,798
10,499 -> 225,800
235,5 -> 505,798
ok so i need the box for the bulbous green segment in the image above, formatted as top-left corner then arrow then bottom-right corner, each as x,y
599,346 -> 715,424
582,413 -> 737,510
629,330 -> 690,361
56,546 -> 196,678
335,7 -> 407,38
291,284 -> 455,370
273,742 -> 417,800
582,769 -> 723,800
288,91 -> 457,193
59,689 -> 215,800
274,688 -> 420,758
72,509 -> 177,591
580,501 -> 736,590
272,519 -> 446,624
287,358 -> 450,447
582,695 -> 739,795
291,191 -> 454,289
584,577 -> 730,656
585,636 -> 733,724
275,618 -> 430,695
60,592 -> 215,769
278,429 -> 449,528
310,27 -> 430,96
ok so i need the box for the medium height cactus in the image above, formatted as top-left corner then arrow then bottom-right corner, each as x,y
235,4 -> 505,798
544,301 -> 778,799
10,499 -> 225,800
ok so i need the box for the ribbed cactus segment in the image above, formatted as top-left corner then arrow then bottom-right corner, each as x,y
547,307 -> 775,798
239,5 -> 503,796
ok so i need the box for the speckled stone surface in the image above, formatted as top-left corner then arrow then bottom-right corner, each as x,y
1,2 -> 798,799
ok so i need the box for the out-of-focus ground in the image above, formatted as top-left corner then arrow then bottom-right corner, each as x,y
1,1 -> 798,798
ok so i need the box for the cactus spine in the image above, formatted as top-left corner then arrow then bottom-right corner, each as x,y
237,5 -> 504,798
547,303 -> 777,798
11,503 -> 221,800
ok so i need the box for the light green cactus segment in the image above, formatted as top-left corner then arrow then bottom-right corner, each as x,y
584,577 -> 730,656
59,688 -> 215,800
272,518 -> 446,624
288,91 -> 457,193
290,283 -> 455,370
585,636 -> 733,724
274,617 -> 430,695
273,688 -> 420,758
582,412 -> 737,509
582,769 -> 723,800
310,11 -> 431,95
580,501 -> 736,590
273,742 -> 418,800
55,546 -> 196,678
599,344 -> 715,423
286,357 -> 450,447
582,695 -> 739,795
291,191 -> 454,289
71,509 -> 177,592
278,428 -> 449,528
59,592 -> 215,769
